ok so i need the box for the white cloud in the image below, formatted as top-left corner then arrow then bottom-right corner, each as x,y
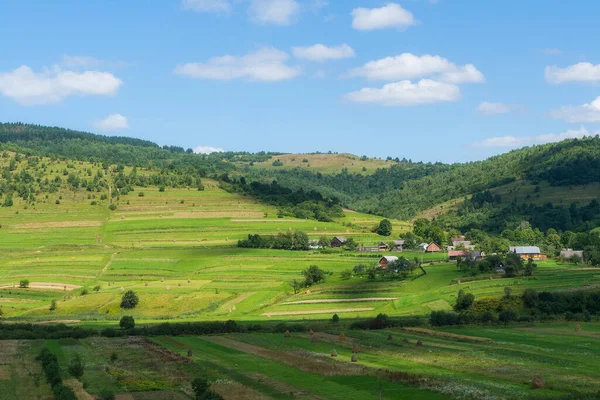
437,64 -> 485,84
248,0 -> 299,25
0,65 -> 123,105
194,145 -> 224,154
182,0 -> 232,14
346,53 -> 484,83
545,62 -> 600,84
472,126 -> 592,148
173,47 -> 301,82
292,43 -> 355,62
344,79 -> 460,106
313,69 -> 326,79
550,96 -> 600,123
92,114 -> 129,131
351,3 -> 416,31
476,101 -> 512,115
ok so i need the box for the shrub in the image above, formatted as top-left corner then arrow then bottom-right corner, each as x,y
499,309 -> 517,323
138,192 -> 145,197
120,290 -> 139,309
521,289 -> 538,308
430,310 -> 460,326
49,300 -> 57,311
108,203 -> 117,211
80,288 -> 89,296
303,265 -> 325,287
93,285 -> 101,292
332,314 -> 340,323
340,269 -> 352,279
110,353 -> 118,363
454,289 -> 474,311
19,279 -> 30,288
67,354 -> 85,380
119,316 -> 135,330
97,389 -> 116,400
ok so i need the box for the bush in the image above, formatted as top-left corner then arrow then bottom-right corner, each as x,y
454,289 -> 475,311
108,203 -> 117,211
19,279 -> 30,288
138,192 -> 145,197
499,309 -> 517,323
430,310 -> 460,326
98,389 -> 116,400
340,269 -> 352,279
93,285 -> 101,292
332,314 -> 340,323
80,288 -> 89,296
53,384 -> 77,400
67,354 -> 85,380
120,290 -> 139,309
119,316 -> 135,330
49,300 -> 57,311
303,265 -> 325,287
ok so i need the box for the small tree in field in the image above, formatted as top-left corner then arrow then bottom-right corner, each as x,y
67,354 -> 85,380
120,290 -> 139,309
119,316 -> 135,330
19,279 -> 30,288
374,219 -> 392,236
49,300 -> 57,311
290,279 -> 303,295
454,289 -> 474,311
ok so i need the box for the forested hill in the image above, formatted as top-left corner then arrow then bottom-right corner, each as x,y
0,123 -> 278,175
243,136 -> 600,225
2,122 -> 599,233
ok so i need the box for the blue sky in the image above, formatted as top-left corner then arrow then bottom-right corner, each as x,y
1,0 -> 599,163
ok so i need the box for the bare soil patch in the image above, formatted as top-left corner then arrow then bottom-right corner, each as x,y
402,327 -> 492,343
33,320 -> 81,325
0,282 -> 82,291
263,307 -> 373,316
247,373 -> 323,399
282,298 -> 395,305
64,378 -> 94,400
212,381 -> 271,400
204,336 -> 366,376
0,298 -> 40,303
14,221 -> 102,229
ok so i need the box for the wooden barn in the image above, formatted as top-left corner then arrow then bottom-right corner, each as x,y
509,246 -> 544,260
330,236 -> 347,248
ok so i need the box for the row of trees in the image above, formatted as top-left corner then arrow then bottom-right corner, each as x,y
238,231 -> 310,250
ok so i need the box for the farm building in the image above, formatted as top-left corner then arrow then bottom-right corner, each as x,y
392,240 -> 404,252
449,250 -> 483,261
357,246 -> 380,252
425,242 -> 441,253
448,240 -> 475,251
331,236 -> 347,248
560,248 -> 584,260
509,246 -> 545,260
418,242 -> 429,251
378,242 -> 389,251
379,256 -> 398,269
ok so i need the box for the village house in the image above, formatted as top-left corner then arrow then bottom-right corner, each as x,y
330,236 -> 347,248
391,240 -> 404,252
509,246 -> 545,260
418,242 -> 429,251
425,242 -> 441,253
448,239 -> 475,251
560,248 -> 584,260
378,242 -> 389,251
378,256 -> 398,269
448,250 -> 483,262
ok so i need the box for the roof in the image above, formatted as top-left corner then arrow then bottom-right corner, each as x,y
419,242 -> 428,247
333,236 -> 346,242
393,240 -> 405,245
560,249 -> 584,257
379,256 -> 399,263
448,250 -> 467,257
510,246 -> 541,254
427,242 -> 440,247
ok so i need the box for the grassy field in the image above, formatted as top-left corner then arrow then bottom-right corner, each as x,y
2,321 -> 599,399
244,153 -> 395,175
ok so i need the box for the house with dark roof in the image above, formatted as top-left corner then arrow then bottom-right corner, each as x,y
560,248 -> 584,260
330,236 -> 347,248
392,240 -> 405,252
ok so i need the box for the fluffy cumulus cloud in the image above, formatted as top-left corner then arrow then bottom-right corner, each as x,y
476,101 -> 512,115
545,62 -> 600,84
173,47 -> 301,82
193,145 -> 224,154
248,0 -> 299,25
472,126 -> 593,148
346,53 -> 484,83
92,114 -> 129,131
0,65 -> 123,105
292,43 -> 355,62
182,0 -> 232,14
550,97 -> 600,123
344,79 -> 460,106
351,3 -> 415,31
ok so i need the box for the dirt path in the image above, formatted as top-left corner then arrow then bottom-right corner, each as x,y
203,336 -> 366,376
101,252 -> 118,275
281,298 -> 395,305
402,327 -> 492,343
263,307 -> 373,317
0,282 -> 82,291
514,327 -> 600,338
14,221 -> 102,229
